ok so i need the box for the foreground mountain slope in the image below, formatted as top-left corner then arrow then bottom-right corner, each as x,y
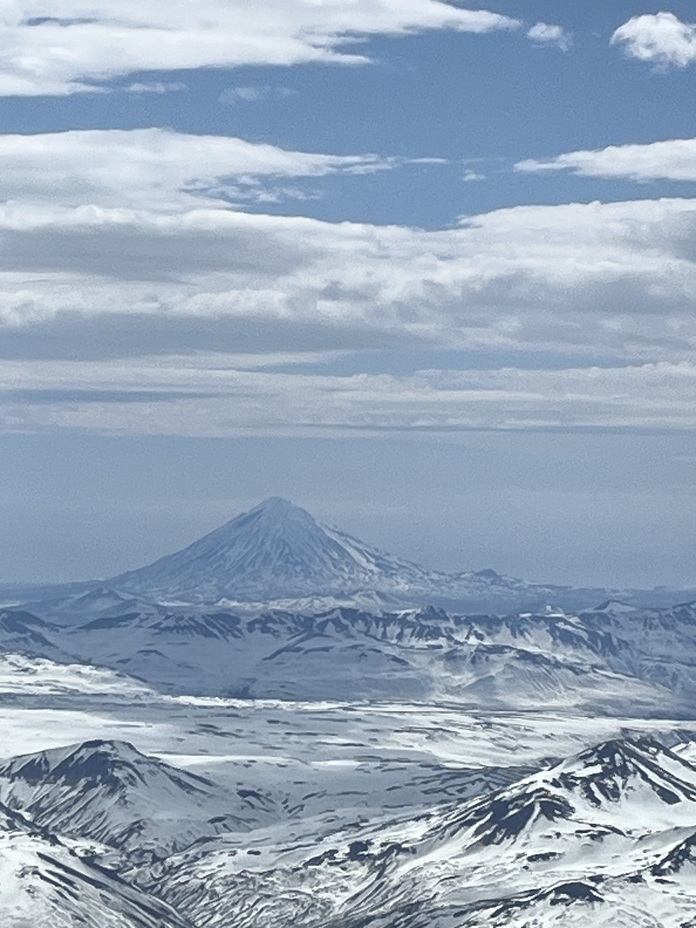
0,644 -> 693,926
154,737 -> 696,928
0,739 -> 277,860
0,799 -> 193,927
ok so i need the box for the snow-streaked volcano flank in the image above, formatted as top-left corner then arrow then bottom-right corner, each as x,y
106,497 -> 677,611
109,497 -> 453,604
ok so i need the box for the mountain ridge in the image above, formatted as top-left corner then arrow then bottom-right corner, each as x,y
0,738 -> 277,860
6,598 -> 696,712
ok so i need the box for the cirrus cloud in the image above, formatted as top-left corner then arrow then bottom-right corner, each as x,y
219,85 -> 297,105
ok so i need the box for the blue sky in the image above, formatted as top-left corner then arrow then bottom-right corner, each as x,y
2,1 -> 696,587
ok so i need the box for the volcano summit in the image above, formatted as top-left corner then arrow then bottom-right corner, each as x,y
110,497 -> 454,605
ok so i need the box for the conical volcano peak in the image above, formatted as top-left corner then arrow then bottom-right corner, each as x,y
104,497 -> 575,608
219,497 -> 322,548
242,497 -> 315,528
251,496 -> 302,515
110,496 -> 447,604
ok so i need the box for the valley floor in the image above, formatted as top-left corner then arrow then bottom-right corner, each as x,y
0,654 -> 695,926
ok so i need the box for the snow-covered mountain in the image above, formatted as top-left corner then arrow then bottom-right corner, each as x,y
108,496 -> 457,604
0,640 -> 694,926
69,604 -> 679,710
4,498 -> 696,925
5,725 -> 696,928
0,796 -> 193,927
102,496 -> 684,612
4,599 -> 696,714
0,739 -> 275,861
142,735 -> 696,928
25,587 -> 168,625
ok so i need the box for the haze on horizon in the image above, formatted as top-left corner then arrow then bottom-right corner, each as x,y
3,429 -> 695,590
2,1 -> 696,590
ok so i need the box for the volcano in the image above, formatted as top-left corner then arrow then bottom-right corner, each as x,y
109,497 -> 452,605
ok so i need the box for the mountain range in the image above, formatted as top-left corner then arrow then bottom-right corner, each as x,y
2,499 -> 696,712
0,728 -> 696,928
3,594 -> 696,714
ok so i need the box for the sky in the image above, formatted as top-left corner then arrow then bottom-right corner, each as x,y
2,1 -> 696,588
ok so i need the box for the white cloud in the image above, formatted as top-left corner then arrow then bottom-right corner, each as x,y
527,22 -> 572,52
0,128 -> 405,210
0,1 -> 522,96
1,126 -> 696,435
3,356 -> 696,436
0,195 -> 695,360
516,137 -> 696,182
219,86 -> 296,105
123,82 -> 187,94
611,12 -> 696,69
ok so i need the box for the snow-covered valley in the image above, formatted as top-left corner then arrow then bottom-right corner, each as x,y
0,654 -> 695,927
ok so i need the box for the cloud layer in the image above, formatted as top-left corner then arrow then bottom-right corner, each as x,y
1,0 -> 523,95
1,126 -> 695,437
3,356 -> 696,436
2,186 -> 696,347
